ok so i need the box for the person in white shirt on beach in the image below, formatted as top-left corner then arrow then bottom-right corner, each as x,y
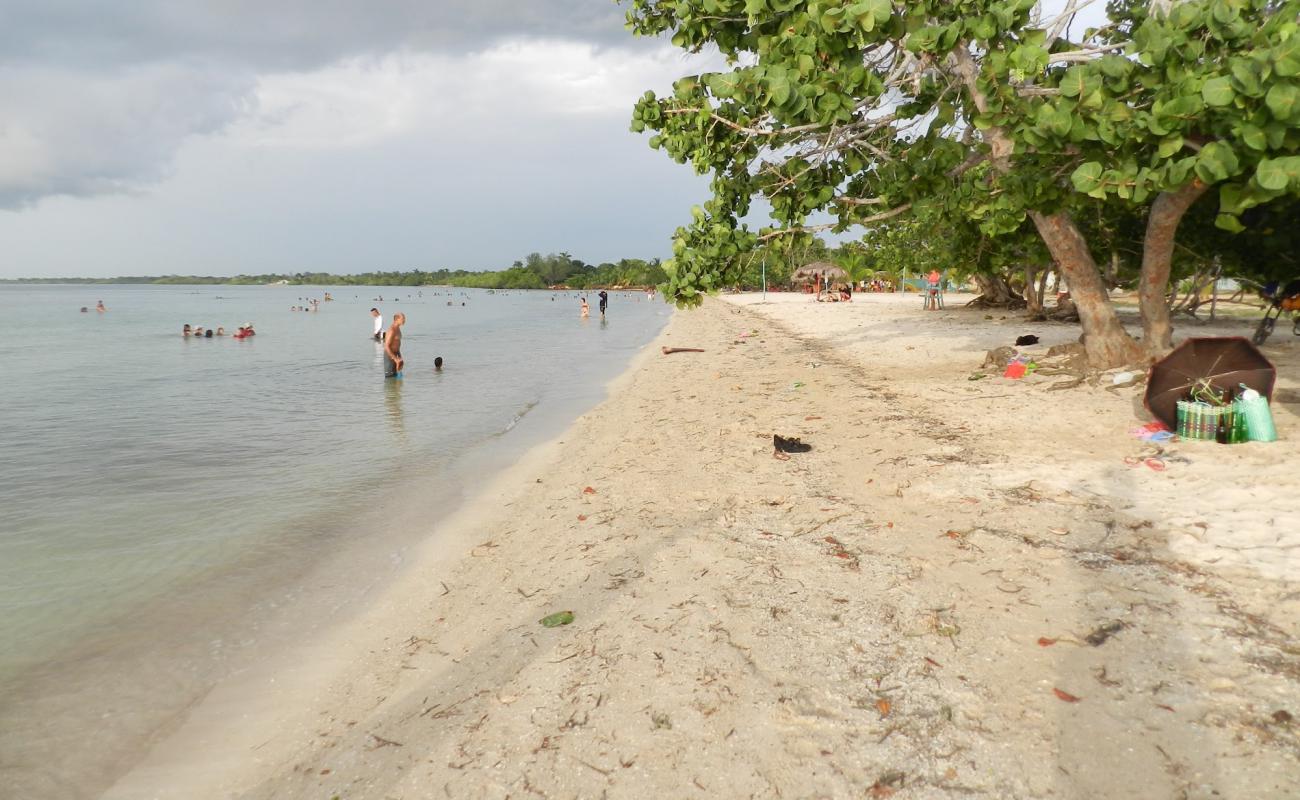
371,308 -> 384,341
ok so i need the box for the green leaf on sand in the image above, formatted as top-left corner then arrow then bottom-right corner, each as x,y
540,610 -> 575,628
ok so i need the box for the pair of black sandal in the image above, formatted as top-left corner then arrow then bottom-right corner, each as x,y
774,434 -> 811,455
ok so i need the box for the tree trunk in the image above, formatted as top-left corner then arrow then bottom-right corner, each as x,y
953,44 -> 1140,368
1036,268 -> 1050,309
970,273 -> 1024,307
1138,180 -> 1209,357
1029,210 -> 1144,367
1023,265 -> 1044,317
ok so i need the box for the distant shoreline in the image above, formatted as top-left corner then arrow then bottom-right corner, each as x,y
0,278 -> 659,290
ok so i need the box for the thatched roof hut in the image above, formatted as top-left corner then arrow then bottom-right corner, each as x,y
791,262 -> 848,284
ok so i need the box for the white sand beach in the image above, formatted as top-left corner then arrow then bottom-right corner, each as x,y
105,293 -> 1300,799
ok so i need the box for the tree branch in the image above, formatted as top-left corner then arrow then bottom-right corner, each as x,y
1046,42 -> 1132,64
663,108 -> 828,137
757,223 -> 837,242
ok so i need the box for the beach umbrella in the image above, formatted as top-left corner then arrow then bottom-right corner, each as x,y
1144,336 -> 1276,428
791,262 -> 848,283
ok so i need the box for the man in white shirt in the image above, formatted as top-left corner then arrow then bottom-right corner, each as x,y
371,308 -> 384,341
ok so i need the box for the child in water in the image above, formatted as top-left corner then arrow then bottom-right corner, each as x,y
580,298 -> 590,318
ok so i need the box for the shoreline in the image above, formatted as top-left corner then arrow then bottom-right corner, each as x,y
107,295 -> 1299,798
98,310 -> 673,799
0,288 -> 670,800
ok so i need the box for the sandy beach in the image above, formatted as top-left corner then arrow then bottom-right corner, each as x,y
105,293 -> 1300,799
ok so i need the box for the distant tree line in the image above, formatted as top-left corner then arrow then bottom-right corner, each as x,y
1,253 -> 670,290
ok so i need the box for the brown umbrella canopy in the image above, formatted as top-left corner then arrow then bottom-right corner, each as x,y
1144,337 -> 1276,428
791,262 -> 848,284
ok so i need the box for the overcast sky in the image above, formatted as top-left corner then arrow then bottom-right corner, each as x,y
0,1 -> 729,278
0,1 -> 1107,279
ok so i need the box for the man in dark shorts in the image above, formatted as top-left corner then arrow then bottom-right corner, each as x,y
598,290 -> 608,317
384,312 -> 405,378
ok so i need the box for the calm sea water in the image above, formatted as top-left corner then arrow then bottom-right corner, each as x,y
0,283 -> 667,797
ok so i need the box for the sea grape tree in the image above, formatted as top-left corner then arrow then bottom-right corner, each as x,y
624,0 -> 1300,366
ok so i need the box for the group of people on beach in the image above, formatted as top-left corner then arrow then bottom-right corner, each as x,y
79,300 -> 107,313
183,323 -> 255,339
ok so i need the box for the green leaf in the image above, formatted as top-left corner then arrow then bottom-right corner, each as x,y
706,72 -> 743,99
767,75 -> 792,106
1070,161 -> 1105,194
1194,141 -> 1240,184
1169,3 -> 1203,30
1255,157 -> 1300,192
1201,76 -> 1235,107
1211,0 -> 1238,25
1230,58 -> 1263,96
1239,123 -> 1267,151
1098,55 -> 1131,79
906,26 -> 940,53
1274,36 -> 1300,78
539,610 -> 575,628
1059,66 -> 1088,97
1215,213 -> 1245,233
1157,135 -> 1184,158
1219,182 -> 1247,214
1265,83 -> 1298,120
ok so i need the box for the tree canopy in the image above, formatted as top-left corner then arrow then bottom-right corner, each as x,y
625,0 -> 1300,365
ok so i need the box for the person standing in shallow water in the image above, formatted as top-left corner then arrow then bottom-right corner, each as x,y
598,290 -> 608,318
371,307 -> 384,341
384,312 -> 405,378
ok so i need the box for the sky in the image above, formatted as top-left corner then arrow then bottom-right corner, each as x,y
0,1 -> 725,278
0,1 -> 1108,279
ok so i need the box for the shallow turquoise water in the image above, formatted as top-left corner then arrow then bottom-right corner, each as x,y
0,284 -> 667,794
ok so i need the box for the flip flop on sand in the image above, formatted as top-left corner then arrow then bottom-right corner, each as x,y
774,434 -> 812,454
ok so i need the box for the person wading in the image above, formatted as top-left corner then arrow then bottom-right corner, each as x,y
384,312 -> 405,378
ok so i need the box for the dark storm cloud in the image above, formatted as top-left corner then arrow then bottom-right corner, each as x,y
0,0 -> 632,70
0,0 -> 642,209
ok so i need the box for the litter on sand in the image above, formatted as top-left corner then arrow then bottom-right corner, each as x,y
1129,422 -> 1175,443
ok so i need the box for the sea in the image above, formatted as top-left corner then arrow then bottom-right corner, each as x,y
0,283 -> 669,797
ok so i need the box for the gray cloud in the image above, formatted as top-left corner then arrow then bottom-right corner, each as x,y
0,63 -> 255,209
0,1 -> 641,210
0,1 -> 631,71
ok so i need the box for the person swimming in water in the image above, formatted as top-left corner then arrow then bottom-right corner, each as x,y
434,356 -> 443,371
96,300 -> 106,312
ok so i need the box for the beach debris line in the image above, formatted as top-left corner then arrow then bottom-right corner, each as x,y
539,610 -> 575,628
